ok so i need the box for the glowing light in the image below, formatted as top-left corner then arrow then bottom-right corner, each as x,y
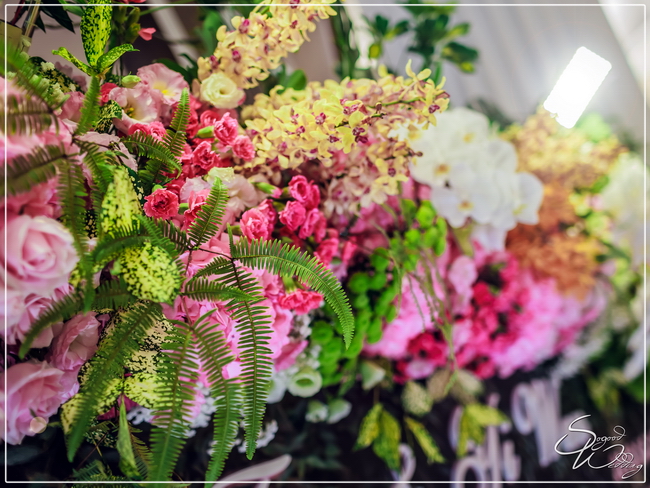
543,47 -> 612,129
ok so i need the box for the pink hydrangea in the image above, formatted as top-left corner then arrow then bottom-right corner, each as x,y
2,214 -> 78,297
144,188 -> 180,220
47,312 -> 100,372
2,361 -> 78,445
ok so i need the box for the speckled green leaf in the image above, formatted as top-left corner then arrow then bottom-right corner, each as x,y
354,403 -> 383,450
52,47 -> 95,76
97,44 -> 138,73
96,100 -> 123,133
81,5 -> 112,66
372,409 -> 401,471
405,417 -> 445,464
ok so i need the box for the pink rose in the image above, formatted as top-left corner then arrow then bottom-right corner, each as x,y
299,208 -> 327,242
278,290 -> 323,315
2,361 -> 77,445
213,112 -> 239,145
59,92 -> 85,123
191,141 -> 224,173
4,179 -> 59,219
240,208 -> 271,241
289,175 -> 320,209
315,237 -> 339,266
182,189 -> 210,230
2,214 -> 78,296
144,188 -> 180,220
231,135 -> 256,161
47,312 -> 100,372
199,108 -> 225,128
128,121 -> 167,141
279,201 -> 306,231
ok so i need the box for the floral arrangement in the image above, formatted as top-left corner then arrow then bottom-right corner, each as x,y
2,1 -> 645,483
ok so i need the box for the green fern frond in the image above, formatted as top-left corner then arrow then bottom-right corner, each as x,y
138,159 -> 168,195
181,277 -> 261,303
19,291 -> 84,357
136,215 -> 178,258
2,95 -> 54,135
91,226 -> 145,271
191,256 -> 233,279
217,260 -> 273,459
66,302 -> 163,462
187,178 -> 228,248
151,219 -> 190,254
75,76 -> 101,136
123,131 -> 181,174
75,140 -> 114,213
163,88 -> 189,158
2,144 -> 68,197
192,318 -> 242,481
92,280 -> 138,311
148,326 -> 198,481
230,236 -> 355,346
2,43 -> 61,109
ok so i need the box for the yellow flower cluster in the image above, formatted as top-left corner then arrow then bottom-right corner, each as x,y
197,0 -> 337,89
502,108 -> 626,190
240,62 -> 449,211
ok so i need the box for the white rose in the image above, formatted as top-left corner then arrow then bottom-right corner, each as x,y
199,72 -> 244,109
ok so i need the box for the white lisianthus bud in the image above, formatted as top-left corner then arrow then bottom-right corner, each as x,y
287,367 -> 322,398
326,398 -> 351,424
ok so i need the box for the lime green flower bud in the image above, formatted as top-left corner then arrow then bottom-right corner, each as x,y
348,272 -> 369,294
423,227 -> 440,248
416,201 -> 436,228
360,360 -> 386,390
306,400 -> 328,422
310,321 -> 334,344
122,75 -> 140,88
370,248 -> 390,272
287,367 -> 323,398
327,398 -> 352,424
253,181 -> 278,194
196,126 -> 215,138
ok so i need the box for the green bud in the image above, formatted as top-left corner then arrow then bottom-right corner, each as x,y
423,227 -> 440,248
415,201 -> 436,228
178,203 -> 189,213
366,325 -> 383,344
401,198 -> 417,225
327,398 -> 352,424
196,126 -> 215,138
434,236 -> 446,256
121,75 -> 140,88
287,367 -> 322,398
368,272 -> 387,291
114,6 -> 128,24
126,7 -> 141,25
348,272 -> 369,294
342,334 -> 364,359
355,309 -> 372,333
404,253 -> 418,272
405,228 -> 420,248
370,248 -> 390,272
352,293 -> 370,310
385,304 -> 398,323
253,181 -> 278,194
374,301 -> 390,318
436,217 -> 447,239
305,400 -> 329,422
319,362 -> 339,377
310,321 -> 333,344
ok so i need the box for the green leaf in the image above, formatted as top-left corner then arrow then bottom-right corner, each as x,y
75,75 -> 100,136
117,401 -> 140,479
42,5 -> 75,33
374,15 -> 389,36
181,278 -> 260,303
372,409 -> 401,470
368,42 -> 383,59
2,144 -> 67,197
283,69 -> 307,91
441,42 -> 479,64
52,47 -> 95,76
81,5 -> 112,66
187,177 -> 229,248
96,100 -> 123,133
163,88 -> 190,158
355,403 -> 383,449
457,403 -> 508,456
230,237 -> 355,347
97,44 -> 138,73
405,417 -> 445,464
445,22 -> 470,40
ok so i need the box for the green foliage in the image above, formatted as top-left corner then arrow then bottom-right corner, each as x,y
1,145 -> 67,197
373,409 -> 402,470
75,76 -> 101,136
123,131 -> 181,184
96,100 -> 124,133
187,177 -> 229,247
81,5 -> 112,66
97,44 -> 138,74
2,94 -> 55,135
164,88 -> 190,158
355,403 -> 383,449
404,417 -> 445,464
196,8 -> 224,56
117,401 -> 141,479
66,302 -> 163,462
148,325 -> 197,481
52,47 -> 95,76
230,236 -> 355,347
457,403 -> 509,456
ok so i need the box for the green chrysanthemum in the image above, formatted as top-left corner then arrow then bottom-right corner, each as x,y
118,242 -> 181,303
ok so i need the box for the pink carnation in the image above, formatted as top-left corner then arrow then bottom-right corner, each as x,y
315,237 -> 339,266
47,312 -> 100,372
213,112 -> 239,146
2,214 -> 78,296
289,175 -> 320,209
144,188 -> 180,220
231,135 -> 255,161
2,361 -> 77,445
299,208 -> 327,242
240,208 -> 271,241
191,141 -> 224,173
100,83 -> 117,105
182,189 -> 210,230
128,121 -> 167,141
279,201 -> 306,231
278,290 -> 323,315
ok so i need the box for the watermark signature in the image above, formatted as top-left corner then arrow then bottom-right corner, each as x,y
554,414 -> 643,480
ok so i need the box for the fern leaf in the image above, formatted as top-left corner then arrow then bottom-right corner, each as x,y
66,302 -> 162,461
122,131 -> 181,174
2,95 -> 54,135
3,144 -> 67,196
148,325 -> 198,481
190,257 -> 232,279
151,219 -> 189,254
75,76 -> 101,136
19,291 -> 84,357
217,260 -> 273,459
230,236 -> 355,346
181,277 -> 261,303
192,319 -> 242,481
3,44 -> 62,109
163,88 -> 189,158
187,178 -> 228,248
136,215 -> 178,258
75,139 -> 114,194
92,280 -> 137,311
